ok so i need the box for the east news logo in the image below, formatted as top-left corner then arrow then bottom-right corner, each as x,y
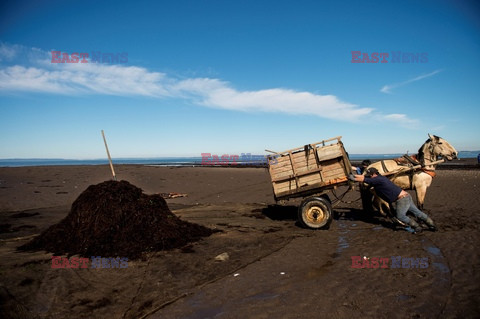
51,256 -> 128,269
51,51 -> 128,64
351,51 -> 428,63
351,256 -> 429,269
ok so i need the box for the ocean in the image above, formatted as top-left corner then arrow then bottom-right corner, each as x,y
0,151 -> 478,167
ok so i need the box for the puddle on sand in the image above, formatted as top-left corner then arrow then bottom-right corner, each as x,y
432,262 -> 450,274
426,246 -> 441,256
337,236 -> 349,251
244,292 -> 280,302
184,299 -> 225,319
423,240 -> 450,278
397,294 -> 415,301
187,308 -> 225,319
184,290 -> 280,319
421,238 -> 451,308
335,222 -> 350,256
185,293 -> 225,319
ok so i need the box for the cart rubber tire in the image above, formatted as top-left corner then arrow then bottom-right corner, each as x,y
298,197 -> 332,229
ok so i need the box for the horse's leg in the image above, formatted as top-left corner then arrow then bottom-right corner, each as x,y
371,194 -> 391,216
360,184 -> 374,213
413,173 -> 432,209
373,196 -> 386,215
380,199 -> 391,216
368,188 -> 390,216
415,187 -> 424,209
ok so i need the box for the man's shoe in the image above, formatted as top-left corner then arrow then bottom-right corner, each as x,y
409,219 -> 423,233
424,217 -> 437,232
404,226 -> 417,234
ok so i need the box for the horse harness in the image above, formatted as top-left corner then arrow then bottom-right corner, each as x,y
380,154 -> 436,190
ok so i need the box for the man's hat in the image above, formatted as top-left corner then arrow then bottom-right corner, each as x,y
365,167 -> 380,176
361,159 -> 371,167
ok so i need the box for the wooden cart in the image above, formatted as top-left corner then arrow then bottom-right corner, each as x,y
267,136 -> 353,229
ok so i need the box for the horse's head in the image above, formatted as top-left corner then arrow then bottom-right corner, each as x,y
419,134 -> 458,162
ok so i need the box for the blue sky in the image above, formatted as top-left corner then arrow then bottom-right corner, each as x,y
1,0 -> 479,159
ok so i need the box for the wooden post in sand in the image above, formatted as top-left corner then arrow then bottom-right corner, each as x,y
101,130 -> 117,181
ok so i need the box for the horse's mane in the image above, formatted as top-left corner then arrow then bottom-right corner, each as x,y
417,139 -> 430,162
417,135 -> 441,163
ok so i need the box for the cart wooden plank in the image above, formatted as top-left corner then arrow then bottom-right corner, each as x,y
267,136 -> 352,200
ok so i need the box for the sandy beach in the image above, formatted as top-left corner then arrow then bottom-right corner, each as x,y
0,162 -> 479,318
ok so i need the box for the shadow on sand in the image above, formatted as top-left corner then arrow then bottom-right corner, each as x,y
260,204 -> 403,231
334,207 -> 404,231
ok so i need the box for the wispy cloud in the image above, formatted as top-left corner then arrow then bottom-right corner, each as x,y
380,113 -> 420,128
0,43 -> 18,61
0,43 -> 418,125
381,69 -> 443,94
172,78 -> 372,121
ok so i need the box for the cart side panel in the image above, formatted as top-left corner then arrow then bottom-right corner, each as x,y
270,144 -> 344,177
272,158 -> 347,198
270,152 -> 320,179
269,140 -> 352,199
316,144 -> 344,161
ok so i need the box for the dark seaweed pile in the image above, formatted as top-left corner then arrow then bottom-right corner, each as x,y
19,180 -> 213,259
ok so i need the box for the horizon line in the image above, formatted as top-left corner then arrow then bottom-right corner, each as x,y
1,150 -> 478,161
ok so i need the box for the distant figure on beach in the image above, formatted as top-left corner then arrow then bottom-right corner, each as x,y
352,159 -> 371,175
349,167 -> 437,233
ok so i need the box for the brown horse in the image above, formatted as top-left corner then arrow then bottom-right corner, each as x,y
364,134 -> 457,216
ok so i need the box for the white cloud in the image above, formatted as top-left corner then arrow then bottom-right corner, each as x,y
173,79 -> 372,120
380,113 -> 419,128
0,63 -> 172,96
381,69 -> 443,94
0,44 -> 419,125
0,43 -> 18,61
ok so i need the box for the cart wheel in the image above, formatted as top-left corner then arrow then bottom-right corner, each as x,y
298,197 -> 332,229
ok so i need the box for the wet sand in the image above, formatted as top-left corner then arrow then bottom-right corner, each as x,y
0,163 -> 479,318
